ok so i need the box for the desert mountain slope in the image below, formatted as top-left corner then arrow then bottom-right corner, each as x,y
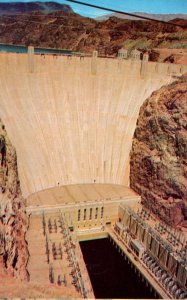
0,1 -> 73,15
97,12 -> 187,22
0,10 -> 187,61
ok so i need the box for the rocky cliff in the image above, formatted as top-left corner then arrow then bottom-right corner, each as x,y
0,10 -> 186,61
130,75 -> 187,227
0,119 -> 28,280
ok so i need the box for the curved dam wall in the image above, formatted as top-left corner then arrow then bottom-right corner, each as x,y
0,53 -> 186,198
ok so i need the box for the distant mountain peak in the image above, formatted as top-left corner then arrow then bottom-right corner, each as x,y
96,12 -> 187,22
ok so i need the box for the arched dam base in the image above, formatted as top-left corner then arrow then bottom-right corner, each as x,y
0,52 -> 187,298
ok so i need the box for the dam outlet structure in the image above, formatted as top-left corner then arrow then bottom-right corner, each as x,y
0,48 -> 187,298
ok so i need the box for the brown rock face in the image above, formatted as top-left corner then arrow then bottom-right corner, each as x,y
0,120 -> 29,280
130,76 -> 187,227
0,12 -> 186,60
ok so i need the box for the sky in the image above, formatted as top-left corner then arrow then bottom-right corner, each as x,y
1,0 -> 187,17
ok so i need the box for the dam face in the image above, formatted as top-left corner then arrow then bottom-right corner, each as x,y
0,53 -> 185,198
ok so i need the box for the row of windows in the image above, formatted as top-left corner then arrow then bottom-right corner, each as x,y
78,207 -> 104,221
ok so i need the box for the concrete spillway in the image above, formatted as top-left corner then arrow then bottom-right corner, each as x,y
0,53 -> 186,198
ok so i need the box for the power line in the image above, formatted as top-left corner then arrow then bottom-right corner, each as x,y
66,0 -> 187,29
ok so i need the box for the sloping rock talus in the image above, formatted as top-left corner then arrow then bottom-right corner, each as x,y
130,75 -> 187,227
0,119 -> 28,280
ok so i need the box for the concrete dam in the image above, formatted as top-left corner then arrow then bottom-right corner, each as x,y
0,51 -> 187,298
0,52 -> 185,197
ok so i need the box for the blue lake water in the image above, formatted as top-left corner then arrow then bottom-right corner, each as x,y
0,43 -> 73,55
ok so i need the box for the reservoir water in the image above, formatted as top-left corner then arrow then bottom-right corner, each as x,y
80,238 -> 157,299
0,43 -> 73,55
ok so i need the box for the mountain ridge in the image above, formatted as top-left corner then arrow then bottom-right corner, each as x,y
0,1 -> 73,15
0,8 -> 186,64
96,12 -> 187,22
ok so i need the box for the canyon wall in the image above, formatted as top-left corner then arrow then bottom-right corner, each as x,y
0,11 -> 186,60
0,119 -> 28,279
130,75 -> 187,227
